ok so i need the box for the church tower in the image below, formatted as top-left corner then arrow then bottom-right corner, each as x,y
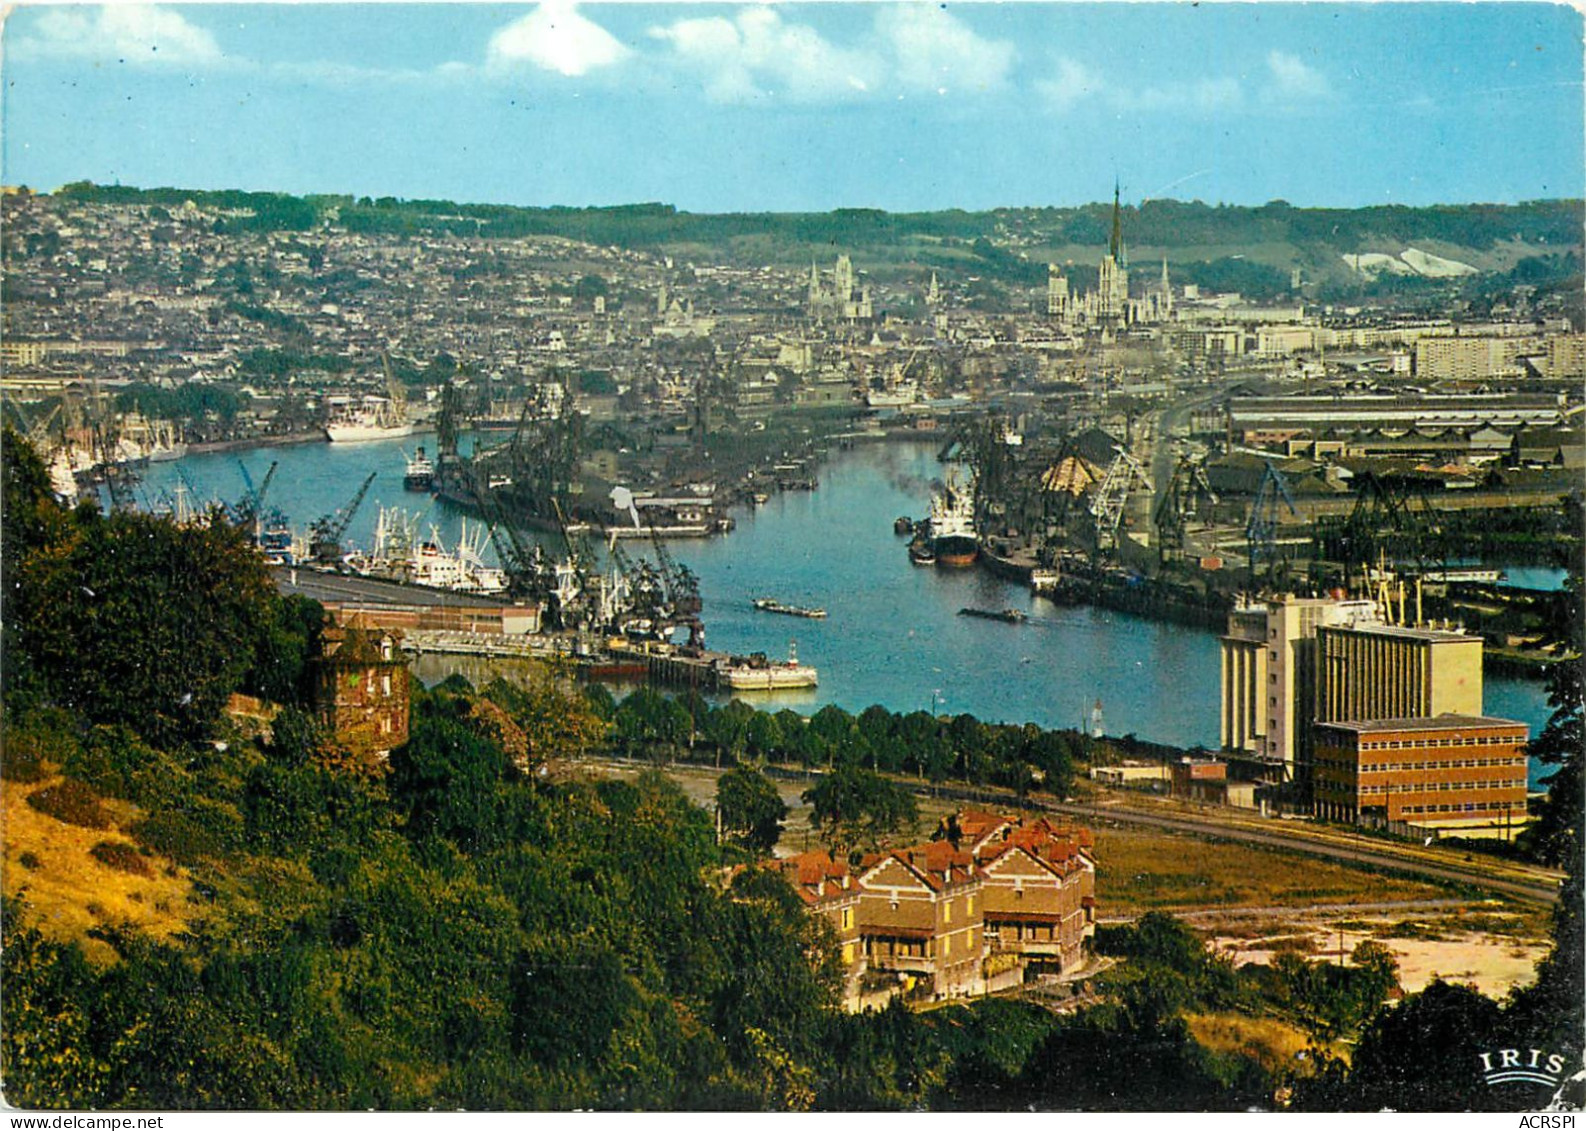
1097,181 -> 1129,325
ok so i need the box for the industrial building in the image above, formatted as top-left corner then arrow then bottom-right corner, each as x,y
1316,622 -> 1484,726
1219,592 -> 1382,786
1219,591 -> 1526,833
1313,715 -> 1529,840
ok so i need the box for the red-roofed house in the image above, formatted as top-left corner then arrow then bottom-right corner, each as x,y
856,840 -> 984,1000
765,850 -> 865,1000
972,817 -> 1096,972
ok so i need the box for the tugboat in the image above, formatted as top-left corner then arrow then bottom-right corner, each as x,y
403,446 -> 435,491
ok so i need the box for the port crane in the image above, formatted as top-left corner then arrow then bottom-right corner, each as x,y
472,488 -> 549,604
1313,470 -> 1445,593
1089,445 -> 1148,554
1152,454 -> 1218,565
1245,460 -> 1298,585
230,459 -> 279,534
308,471 -> 377,566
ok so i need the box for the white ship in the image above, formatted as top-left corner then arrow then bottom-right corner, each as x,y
351,507 -> 507,595
715,642 -> 818,690
145,421 -> 188,463
324,394 -> 418,443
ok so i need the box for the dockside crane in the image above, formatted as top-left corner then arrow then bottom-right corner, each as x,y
91,416 -> 139,511
473,490 -> 546,603
1313,470 -> 1445,593
1153,454 -> 1218,566
1246,460 -> 1298,586
231,459 -> 279,534
308,471 -> 377,566
1089,445 -> 1148,554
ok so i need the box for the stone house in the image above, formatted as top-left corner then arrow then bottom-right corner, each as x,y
312,616 -> 410,762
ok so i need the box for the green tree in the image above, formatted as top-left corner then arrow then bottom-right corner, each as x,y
1337,979 -> 1510,1111
12,508 -> 277,744
802,766 -> 918,853
716,766 -> 788,854
1519,572 -> 1581,867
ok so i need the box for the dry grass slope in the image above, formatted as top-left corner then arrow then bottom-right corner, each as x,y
1094,827 -> 1450,913
3,775 -> 198,964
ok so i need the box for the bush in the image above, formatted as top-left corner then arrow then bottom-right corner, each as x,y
2,710 -> 81,784
25,780 -> 111,829
131,798 -> 245,865
17,851 -> 41,870
90,841 -> 152,877
2,735 -> 51,783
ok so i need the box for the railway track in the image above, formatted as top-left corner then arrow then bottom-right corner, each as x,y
1040,799 -> 1562,907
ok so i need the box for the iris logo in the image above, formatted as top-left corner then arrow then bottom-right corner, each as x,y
1478,1048 -> 1568,1088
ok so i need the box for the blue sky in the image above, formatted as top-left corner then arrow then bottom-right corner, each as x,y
2,2 -> 1581,211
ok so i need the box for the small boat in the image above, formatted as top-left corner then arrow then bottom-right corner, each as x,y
958,607 -> 1028,624
753,598 -> 827,619
752,492 -> 770,506
908,535 -> 936,566
894,516 -> 915,536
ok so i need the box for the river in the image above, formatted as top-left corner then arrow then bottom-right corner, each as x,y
135,435 -> 1558,786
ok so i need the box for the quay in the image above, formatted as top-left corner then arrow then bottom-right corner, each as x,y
273,566 -> 817,692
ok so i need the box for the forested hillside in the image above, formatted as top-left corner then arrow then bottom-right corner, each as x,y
46,181 -> 1583,300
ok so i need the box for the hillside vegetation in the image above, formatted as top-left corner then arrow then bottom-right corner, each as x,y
46,181 -> 1584,299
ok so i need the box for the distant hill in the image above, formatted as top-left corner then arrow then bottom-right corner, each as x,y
46,182 -> 1586,301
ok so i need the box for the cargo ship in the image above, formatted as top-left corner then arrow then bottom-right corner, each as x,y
929,471 -> 979,568
958,607 -> 1028,624
403,446 -> 435,491
324,394 -> 418,443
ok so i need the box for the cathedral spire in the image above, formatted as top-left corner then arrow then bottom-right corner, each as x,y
1109,179 -> 1123,261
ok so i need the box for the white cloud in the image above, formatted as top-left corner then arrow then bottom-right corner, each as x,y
1036,57 -> 1102,111
875,4 -> 1015,95
1266,50 -> 1330,99
649,8 -> 880,104
12,4 -> 224,67
1120,76 -> 1244,113
487,2 -> 630,78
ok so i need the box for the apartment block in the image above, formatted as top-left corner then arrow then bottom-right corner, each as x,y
856,841 -> 984,1000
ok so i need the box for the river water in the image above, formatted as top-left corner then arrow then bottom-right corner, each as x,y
136,435 -> 1557,785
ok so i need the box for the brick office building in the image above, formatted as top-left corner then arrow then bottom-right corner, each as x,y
1312,714 -> 1529,840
